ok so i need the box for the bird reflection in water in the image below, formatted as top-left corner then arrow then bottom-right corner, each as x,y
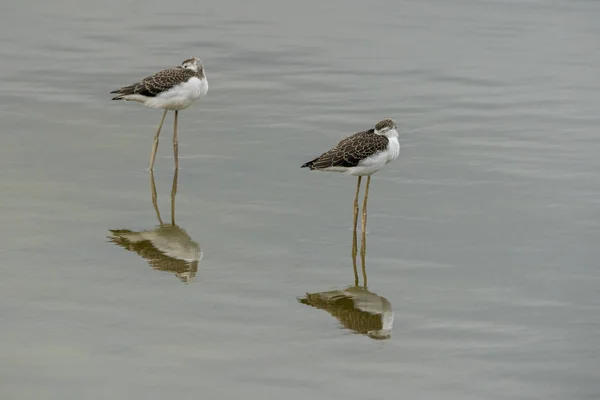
108,169 -> 202,283
298,229 -> 393,340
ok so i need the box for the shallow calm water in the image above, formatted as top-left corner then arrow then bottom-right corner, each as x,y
1,0 -> 599,399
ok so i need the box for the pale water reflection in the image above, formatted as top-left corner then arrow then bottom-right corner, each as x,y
299,232 -> 394,340
108,169 -> 202,283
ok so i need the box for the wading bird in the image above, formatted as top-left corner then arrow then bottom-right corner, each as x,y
301,118 -> 400,256
111,57 -> 208,170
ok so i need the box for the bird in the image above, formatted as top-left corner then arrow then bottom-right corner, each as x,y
301,118 -> 400,256
111,57 -> 208,170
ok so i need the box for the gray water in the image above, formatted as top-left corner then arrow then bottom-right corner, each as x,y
1,0 -> 599,399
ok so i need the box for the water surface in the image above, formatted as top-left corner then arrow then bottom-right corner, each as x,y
1,1 -> 599,399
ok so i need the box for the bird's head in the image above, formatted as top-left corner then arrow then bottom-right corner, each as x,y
180,57 -> 203,74
374,118 -> 398,137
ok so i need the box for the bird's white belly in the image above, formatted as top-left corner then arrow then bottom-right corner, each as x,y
350,152 -> 389,176
146,77 -> 208,110
347,138 -> 400,176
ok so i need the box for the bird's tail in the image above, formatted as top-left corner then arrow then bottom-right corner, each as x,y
110,85 -> 136,100
301,159 -> 317,169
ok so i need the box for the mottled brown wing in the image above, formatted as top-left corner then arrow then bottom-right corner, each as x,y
111,68 -> 195,98
302,129 -> 389,170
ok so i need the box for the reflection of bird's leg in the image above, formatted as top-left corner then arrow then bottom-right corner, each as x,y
170,167 -> 179,225
360,176 -> 371,260
173,110 -> 179,170
361,232 -> 367,288
150,109 -> 168,170
150,169 -> 164,225
352,243 -> 359,287
352,176 -> 362,286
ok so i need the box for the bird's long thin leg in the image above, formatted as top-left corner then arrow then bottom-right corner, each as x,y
150,109 -> 168,170
360,176 -> 371,262
352,176 -> 362,286
352,177 -> 362,251
173,110 -> 179,170
150,169 -> 163,225
170,167 -> 179,225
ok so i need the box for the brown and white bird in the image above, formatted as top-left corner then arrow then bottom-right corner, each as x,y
111,57 -> 208,170
301,119 -> 400,243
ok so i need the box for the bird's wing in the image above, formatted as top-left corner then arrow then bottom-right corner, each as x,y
303,129 -> 389,169
111,68 -> 195,98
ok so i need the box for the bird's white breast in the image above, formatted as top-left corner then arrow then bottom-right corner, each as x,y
149,76 -> 208,110
197,75 -> 209,97
386,136 -> 400,163
349,136 -> 400,176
